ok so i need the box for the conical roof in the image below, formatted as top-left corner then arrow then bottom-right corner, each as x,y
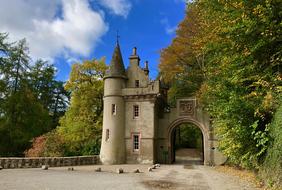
106,43 -> 126,78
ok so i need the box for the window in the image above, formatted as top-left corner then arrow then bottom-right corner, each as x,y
112,104 -> 116,115
135,80 -> 140,87
133,134 -> 140,151
106,129 -> 109,141
133,105 -> 139,118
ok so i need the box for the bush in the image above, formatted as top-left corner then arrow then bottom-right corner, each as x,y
260,99 -> 282,188
24,136 -> 46,157
25,130 -> 67,157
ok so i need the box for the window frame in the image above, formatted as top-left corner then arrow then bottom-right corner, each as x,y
132,133 -> 141,152
133,105 -> 139,119
112,104 -> 116,115
106,129 -> 110,141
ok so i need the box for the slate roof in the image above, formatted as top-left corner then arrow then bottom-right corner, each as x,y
106,43 -> 126,78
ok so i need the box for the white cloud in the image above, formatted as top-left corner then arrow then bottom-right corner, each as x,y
98,0 -> 132,18
0,0 -> 108,61
160,18 -> 177,35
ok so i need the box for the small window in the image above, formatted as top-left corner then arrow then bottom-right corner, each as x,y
106,129 -> 109,141
135,80 -> 140,87
133,105 -> 139,118
133,134 -> 140,151
112,104 -> 116,115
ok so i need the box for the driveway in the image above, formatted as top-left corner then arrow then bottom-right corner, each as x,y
0,164 -> 260,190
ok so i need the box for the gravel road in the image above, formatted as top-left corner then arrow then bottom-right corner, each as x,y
0,164 -> 260,190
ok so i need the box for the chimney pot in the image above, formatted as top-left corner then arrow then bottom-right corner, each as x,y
133,47 -> 137,55
145,61 -> 149,69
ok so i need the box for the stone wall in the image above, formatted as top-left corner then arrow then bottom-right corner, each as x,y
0,155 -> 100,169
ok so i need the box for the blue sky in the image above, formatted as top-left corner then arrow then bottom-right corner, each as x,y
0,0 -> 186,81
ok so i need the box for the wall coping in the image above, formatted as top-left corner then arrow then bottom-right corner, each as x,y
0,155 -> 100,169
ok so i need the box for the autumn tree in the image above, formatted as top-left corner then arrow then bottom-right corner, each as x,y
159,3 -> 205,104
159,1 -> 281,186
41,58 -> 107,156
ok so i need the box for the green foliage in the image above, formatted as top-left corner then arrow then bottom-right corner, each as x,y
196,0 -> 281,169
260,98 -> 282,188
159,2 -> 205,104
0,33 -> 68,156
42,58 -> 107,156
159,0 -> 281,181
42,131 -> 67,157
174,123 -> 203,149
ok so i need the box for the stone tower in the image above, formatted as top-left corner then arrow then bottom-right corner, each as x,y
100,42 -> 127,164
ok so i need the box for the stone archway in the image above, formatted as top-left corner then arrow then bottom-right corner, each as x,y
167,117 -> 210,165
156,97 -> 226,165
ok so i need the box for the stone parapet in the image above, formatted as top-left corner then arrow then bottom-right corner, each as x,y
122,81 -> 160,96
0,155 -> 100,169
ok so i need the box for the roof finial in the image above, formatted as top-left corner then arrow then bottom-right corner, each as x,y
116,30 -> 120,45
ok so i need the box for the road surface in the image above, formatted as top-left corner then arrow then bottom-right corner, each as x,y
0,164 -> 260,190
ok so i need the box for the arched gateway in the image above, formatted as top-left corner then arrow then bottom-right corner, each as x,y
157,98 -> 226,165
100,43 -> 226,165
167,118 -> 207,164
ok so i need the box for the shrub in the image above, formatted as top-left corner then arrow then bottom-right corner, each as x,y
260,99 -> 282,188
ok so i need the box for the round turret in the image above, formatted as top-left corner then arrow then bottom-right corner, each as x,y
100,42 -> 127,164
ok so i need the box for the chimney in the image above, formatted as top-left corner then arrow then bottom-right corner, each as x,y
129,47 -> 140,66
144,61 -> 149,75
132,47 -> 137,55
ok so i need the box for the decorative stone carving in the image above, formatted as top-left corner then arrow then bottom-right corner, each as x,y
179,100 -> 195,116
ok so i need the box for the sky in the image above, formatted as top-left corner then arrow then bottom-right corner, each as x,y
0,0 -> 186,81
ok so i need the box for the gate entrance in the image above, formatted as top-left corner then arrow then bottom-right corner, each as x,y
171,123 -> 203,165
156,97 -> 227,165
167,117 -> 209,164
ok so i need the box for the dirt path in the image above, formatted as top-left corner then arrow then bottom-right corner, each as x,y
0,164 -> 261,190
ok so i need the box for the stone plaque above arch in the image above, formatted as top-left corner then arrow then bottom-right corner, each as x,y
177,98 -> 196,117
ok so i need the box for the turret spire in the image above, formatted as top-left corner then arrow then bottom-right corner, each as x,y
106,40 -> 126,78
116,30 -> 120,45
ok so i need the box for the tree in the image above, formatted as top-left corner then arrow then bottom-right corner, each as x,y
42,58 -> 107,156
29,59 -> 55,108
0,33 -> 67,156
194,0 -> 281,169
159,2 -> 205,104
159,0 -> 281,174
49,81 -> 70,127
29,60 -> 70,128
0,87 -> 51,156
